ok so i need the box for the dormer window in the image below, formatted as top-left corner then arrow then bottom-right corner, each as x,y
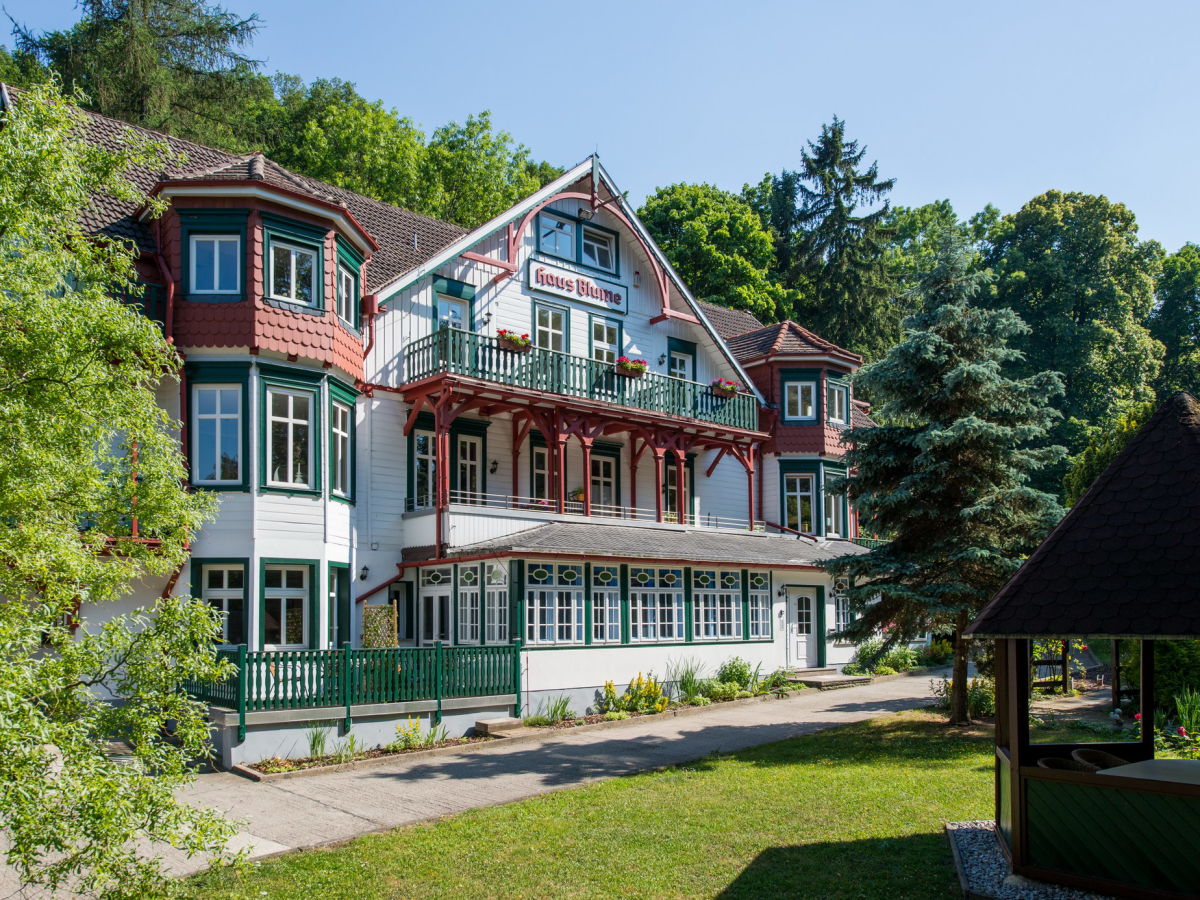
581,226 -> 615,272
784,382 -> 817,421
538,213 -> 575,259
270,240 -> 318,306
827,384 -> 849,426
190,235 -> 240,295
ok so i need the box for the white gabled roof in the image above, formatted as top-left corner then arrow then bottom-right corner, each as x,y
374,155 -> 764,403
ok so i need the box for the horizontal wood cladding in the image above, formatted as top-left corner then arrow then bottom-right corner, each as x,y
163,199 -> 365,381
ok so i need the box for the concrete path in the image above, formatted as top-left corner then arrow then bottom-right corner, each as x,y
158,669 -> 945,877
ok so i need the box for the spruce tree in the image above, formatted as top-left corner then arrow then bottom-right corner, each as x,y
824,235 -> 1065,723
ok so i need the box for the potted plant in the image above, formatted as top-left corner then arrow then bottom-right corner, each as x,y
711,377 -> 743,398
569,487 -> 585,502
497,329 -> 532,353
615,356 -> 648,378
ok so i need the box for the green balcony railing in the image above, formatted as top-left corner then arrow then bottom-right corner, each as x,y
405,328 -> 760,431
852,537 -> 890,550
184,642 -> 520,741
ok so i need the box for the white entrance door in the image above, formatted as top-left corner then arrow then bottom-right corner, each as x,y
787,588 -> 818,669
420,589 -> 452,644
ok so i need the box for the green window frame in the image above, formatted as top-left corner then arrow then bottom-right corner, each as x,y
335,237 -> 364,332
826,379 -> 850,427
666,337 -> 697,382
329,378 -> 358,503
823,463 -> 849,538
535,210 -> 621,277
533,301 -> 570,353
259,558 -> 320,650
588,314 -> 623,365
327,562 -> 351,647
262,213 -> 326,312
179,210 -> 249,303
185,361 -> 250,491
191,557 -> 249,647
783,381 -> 818,421
406,413 -> 490,509
259,364 -> 323,496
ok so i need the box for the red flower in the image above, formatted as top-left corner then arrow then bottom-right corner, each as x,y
1081,644 -> 1089,651
1134,712 -> 1142,721
1179,726 -> 1189,737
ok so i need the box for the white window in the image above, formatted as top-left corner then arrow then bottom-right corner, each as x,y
827,384 -> 849,425
202,564 -> 245,646
458,565 -> 480,644
437,295 -> 469,330
413,431 -> 436,509
419,567 -> 452,644
591,318 -> 619,365
629,568 -> 684,642
531,445 -> 550,501
784,382 -> 817,420
663,456 -> 690,521
693,569 -> 742,641
748,572 -> 772,638
590,455 -> 617,512
535,305 -> 566,352
192,385 -> 241,485
581,226 -> 615,271
269,239 -> 317,306
783,473 -> 815,533
591,565 -> 621,643
525,563 -> 584,645
485,564 -> 509,644
264,565 -> 308,648
190,235 -> 240,294
266,387 -> 314,489
824,486 -> 846,538
538,212 -> 575,258
834,591 -> 851,634
331,400 -> 351,497
668,351 -> 692,380
456,435 -> 482,503
336,264 -> 357,325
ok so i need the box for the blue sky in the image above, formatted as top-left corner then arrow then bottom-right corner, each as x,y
7,1 -> 1197,250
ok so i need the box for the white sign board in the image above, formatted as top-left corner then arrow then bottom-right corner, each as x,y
528,259 -> 627,314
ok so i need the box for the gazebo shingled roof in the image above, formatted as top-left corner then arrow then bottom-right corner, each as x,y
966,392 -> 1200,640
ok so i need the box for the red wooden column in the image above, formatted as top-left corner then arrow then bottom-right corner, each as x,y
745,443 -> 757,527
674,451 -> 687,524
630,435 -> 646,518
511,416 -> 529,500
652,447 -> 665,522
580,436 -> 593,516
555,433 -> 569,515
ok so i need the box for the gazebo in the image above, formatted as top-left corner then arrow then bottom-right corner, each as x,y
965,392 -> 1200,898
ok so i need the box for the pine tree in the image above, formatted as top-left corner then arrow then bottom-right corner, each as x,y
824,235 -> 1065,723
762,117 -> 898,358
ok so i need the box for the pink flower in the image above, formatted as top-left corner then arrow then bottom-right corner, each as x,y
1134,712 -> 1142,721
1081,644 -> 1089,651
1179,726 -> 1188,737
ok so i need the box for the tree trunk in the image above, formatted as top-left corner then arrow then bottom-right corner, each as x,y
949,610 -> 971,725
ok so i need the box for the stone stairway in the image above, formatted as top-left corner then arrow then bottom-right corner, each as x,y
787,667 -> 873,691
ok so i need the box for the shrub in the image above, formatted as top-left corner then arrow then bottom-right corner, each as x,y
930,676 -> 995,718
841,663 -> 868,676
689,696 -> 712,706
759,668 -> 791,692
597,673 -> 669,714
715,657 -> 753,690
387,716 -> 424,751
698,680 -> 740,702
922,639 -> 954,666
734,690 -> 753,699
873,665 -> 897,676
603,710 -> 629,721
666,656 -> 706,702
523,714 -> 552,727
880,647 -> 918,672
850,639 -> 885,672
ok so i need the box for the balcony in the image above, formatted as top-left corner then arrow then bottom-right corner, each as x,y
404,329 -> 759,432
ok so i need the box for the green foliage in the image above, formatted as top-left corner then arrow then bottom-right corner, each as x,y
602,710 -> 630,721
930,677 -> 996,719
665,656 -> 706,702
0,80 -> 234,898
638,183 -> 787,322
922,639 -> 955,666
1063,401 -> 1153,506
597,674 -> 669,715
715,656 -> 754,690
687,696 -> 712,707
753,117 -> 900,359
16,0 -> 270,149
1152,243 -> 1200,396
387,717 -> 424,752
982,190 -> 1164,494
880,646 -> 919,672
306,723 -> 331,759
697,680 -> 740,702
1175,687 -> 1200,737
1154,641 -> 1200,716
873,665 -> 897,676
824,233 -> 1065,721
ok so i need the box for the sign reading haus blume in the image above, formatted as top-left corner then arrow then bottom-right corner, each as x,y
528,259 -> 628,314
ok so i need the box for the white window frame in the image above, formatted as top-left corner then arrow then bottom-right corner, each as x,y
336,264 -> 357,325
824,485 -> 846,538
834,594 -> 851,634
201,564 -> 245,647
413,430 -> 436,509
331,400 -> 351,497
827,383 -> 849,426
485,563 -> 509,644
748,590 -> 772,639
581,225 -> 616,272
591,318 -> 619,365
590,454 -> 617,512
458,585 -> 480,644
535,304 -> 566,353
437,294 -> 469,331
525,563 -> 585,646
783,473 -> 816,534
531,445 -> 550,501
192,384 -> 242,485
269,238 -> 319,306
538,212 -> 575,259
456,435 -> 482,504
668,350 -> 692,380
784,382 -> 817,421
263,564 -> 308,649
266,386 -> 315,490
189,234 -> 240,295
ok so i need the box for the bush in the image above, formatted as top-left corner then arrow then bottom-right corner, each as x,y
759,668 -> 791,692
873,665 -> 897,676
841,662 -> 868,676
698,679 -> 740,702
879,647 -> 918,672
602,710 -> 629,721
688,696 -> 712,706
523,714 -> 553,727
930,676 -> 995,718
734,690 -> 754,699
715,657 -> 753,690
597,673 -> 669,715
922,639 -> 954,666
850,639 -> 885,672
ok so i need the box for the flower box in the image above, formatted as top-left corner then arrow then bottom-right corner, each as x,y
616,356 -> 648,378
497,330 -> 532,353
711,378 -> 743,398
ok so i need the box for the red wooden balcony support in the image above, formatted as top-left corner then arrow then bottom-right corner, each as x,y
511,415 -> 530,499
674,450 -> 686,524
651,445 -> 665,523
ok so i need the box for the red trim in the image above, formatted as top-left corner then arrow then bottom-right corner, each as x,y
399,549 -> 823,572
461,250 -> 516,272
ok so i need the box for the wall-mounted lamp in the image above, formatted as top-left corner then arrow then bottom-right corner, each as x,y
777,586 -> 787,598
489,459 -> 499,474
578,207 -> 595,220
657,353 -> 667,366
360,566 -> 370,581
482,311 -> 494,327
633,270 -> 641,288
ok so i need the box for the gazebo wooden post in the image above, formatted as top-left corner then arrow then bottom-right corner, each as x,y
1139,639 -> 1155,755
1110,639 -> 1121,712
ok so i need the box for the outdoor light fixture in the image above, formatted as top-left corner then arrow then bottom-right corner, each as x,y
633,270 -> 641,288
359,566 -> 369,581
658,353 -> 667,365
577,207 -> 594,220
489,459 -> 499,474
777,586 -> 787,597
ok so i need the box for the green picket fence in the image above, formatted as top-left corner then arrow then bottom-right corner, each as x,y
405,328 -> 759,431
183,642 -> 520,741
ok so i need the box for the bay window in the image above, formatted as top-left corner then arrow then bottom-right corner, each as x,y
827,383 -> 849,426
784,382 -> 817,421
824,486 -> 846,538
190,235 -> 240,295
331,399 -> 352,498
267,386 -> 314,489
263,564 -> 308,648
201,564 -> 245,646
193,385 -> 241,485
336,264 -> 358,325
783,473 -> 815,534
270,239 -> 318,306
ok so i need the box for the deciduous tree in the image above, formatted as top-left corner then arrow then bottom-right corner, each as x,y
824,235 -> 1065,724
1151,243 -> 1200,396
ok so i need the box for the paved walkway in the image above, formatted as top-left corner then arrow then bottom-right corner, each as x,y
157,670 -> 944,876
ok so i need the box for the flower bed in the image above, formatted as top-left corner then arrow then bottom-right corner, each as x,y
250,735 -> 493,774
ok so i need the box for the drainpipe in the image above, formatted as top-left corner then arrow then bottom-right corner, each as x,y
362,294 -> 381,359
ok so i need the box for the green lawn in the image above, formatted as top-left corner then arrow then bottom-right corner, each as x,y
186,711 -> 993,900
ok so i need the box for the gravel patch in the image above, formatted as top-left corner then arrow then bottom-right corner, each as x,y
945,821 -> 1114,900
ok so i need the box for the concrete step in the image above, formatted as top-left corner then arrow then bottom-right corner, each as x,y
796,673 -> 874,691
787,667 -> 837,682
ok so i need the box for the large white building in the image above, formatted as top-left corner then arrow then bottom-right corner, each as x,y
55,95 -> 876,765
